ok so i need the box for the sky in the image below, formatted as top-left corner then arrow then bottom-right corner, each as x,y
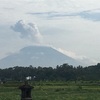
0,0 -> 100,66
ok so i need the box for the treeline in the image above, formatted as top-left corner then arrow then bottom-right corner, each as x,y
0,63 -> 100,81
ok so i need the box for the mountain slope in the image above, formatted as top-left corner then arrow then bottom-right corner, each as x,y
0,46 -> 81,68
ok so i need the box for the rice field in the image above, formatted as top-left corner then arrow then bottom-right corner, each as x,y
0,81 -> 100,100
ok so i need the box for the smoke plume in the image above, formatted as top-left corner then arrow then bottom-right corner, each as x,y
11,20 -> 42,43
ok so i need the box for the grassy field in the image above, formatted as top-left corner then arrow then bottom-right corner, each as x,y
0,81 -> 100,100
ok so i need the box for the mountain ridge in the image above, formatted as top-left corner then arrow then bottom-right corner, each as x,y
0,45 -> 81,68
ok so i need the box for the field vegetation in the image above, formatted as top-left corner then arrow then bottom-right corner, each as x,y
0,63 -> 100,99
0,81 -> 100,100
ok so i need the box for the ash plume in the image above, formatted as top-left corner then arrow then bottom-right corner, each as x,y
11,20 -> 42,43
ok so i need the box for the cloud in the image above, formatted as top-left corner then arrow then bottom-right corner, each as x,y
78,9 -> 100,21
56,48 -> 85,60
28,8 -> 100,21
28,11 -> 76,19
11,20 -> 43,43
56,48 -> 98,66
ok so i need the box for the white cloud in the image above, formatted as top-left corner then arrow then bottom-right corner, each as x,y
11,20 -> 43,44
56,48 -> 98,66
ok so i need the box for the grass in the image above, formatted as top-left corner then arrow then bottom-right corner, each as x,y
0,81 -> 100,100
32,85 -> 100,100
0,87 -> 20,100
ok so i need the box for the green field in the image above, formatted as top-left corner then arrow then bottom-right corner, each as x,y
0,81 -> 100,100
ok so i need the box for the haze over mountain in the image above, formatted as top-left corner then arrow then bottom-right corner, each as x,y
0,45 -> 81,68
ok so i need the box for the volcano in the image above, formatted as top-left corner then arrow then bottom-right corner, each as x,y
0,46 -> 81,68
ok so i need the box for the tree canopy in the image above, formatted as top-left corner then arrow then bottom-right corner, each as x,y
0,63 -> 100,81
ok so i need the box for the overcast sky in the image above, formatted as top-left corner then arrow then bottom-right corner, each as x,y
0,0 -> 100,66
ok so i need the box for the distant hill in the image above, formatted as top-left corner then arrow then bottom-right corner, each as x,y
0,45 -> 81,68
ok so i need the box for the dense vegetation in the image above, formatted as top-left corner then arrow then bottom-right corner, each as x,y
0,63 -> 100,82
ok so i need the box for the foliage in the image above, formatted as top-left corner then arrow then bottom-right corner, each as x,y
0,63 -> 100,81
